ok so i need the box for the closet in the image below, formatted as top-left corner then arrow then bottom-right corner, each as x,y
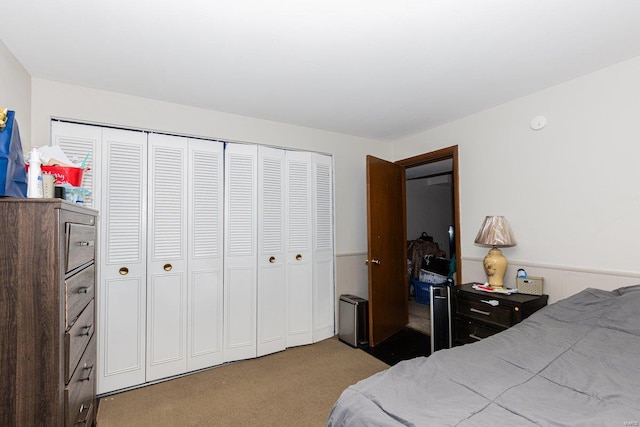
51,121 -> 334,395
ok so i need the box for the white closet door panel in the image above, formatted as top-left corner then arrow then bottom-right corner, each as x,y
312,257 -> 334,341
312,154 -> 335,342
100,276 -> 146,393
224,143 -> 257,362
98,127 -> 148,394
189,269 -> 222,369
147,272 -> 186,381
226,267 -> 256,346
147,134 -> 188,380
285,151 -> 313,347
257,146 -> 286,357
286,261 -> 313,346
51,121 -> 100,208
286,153 -> 312,253
188,139 -> 224,370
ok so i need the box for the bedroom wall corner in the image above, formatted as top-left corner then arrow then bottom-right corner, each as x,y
335,253 -> 369,299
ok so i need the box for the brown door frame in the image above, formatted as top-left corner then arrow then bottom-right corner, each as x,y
395,145 -> 462,286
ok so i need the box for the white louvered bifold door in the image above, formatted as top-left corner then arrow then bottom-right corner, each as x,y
312,154 -> 335,342
285,151 -> 313,347
51,122 -> 99,208
187,139 -> 224,371
146,134 -> 188,381
98,128 -> 148,394
257,146 -> 287,357
224,143 -> 258,362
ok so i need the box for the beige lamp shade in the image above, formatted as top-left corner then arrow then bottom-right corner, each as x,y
474,216 -> 517,289
474,216 -> 517,247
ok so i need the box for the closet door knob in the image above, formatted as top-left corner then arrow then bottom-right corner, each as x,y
119,267 -> 129,275
269,256 -> 276,263
371,259 -> 381,265
163,263 -> 173,272
295,254 -> 302,261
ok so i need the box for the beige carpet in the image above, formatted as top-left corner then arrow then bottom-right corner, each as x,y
97,337 -> 389,427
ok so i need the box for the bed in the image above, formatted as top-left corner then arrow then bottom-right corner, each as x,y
328,285 -> 640,426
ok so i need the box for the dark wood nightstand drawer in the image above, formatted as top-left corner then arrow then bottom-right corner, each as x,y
455,318 -> 502,344
454,283 -> 549,346
456,298 -> 512,328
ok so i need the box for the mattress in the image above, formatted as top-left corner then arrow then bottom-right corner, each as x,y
327,285 -> 640,426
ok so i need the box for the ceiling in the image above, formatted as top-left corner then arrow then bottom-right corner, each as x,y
2,1 -> 640,142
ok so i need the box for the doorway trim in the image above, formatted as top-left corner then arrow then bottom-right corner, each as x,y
395,146 -> 461,286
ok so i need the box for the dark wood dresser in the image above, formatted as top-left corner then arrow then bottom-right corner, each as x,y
0,199 -> 98,426
454,282 -> 548,346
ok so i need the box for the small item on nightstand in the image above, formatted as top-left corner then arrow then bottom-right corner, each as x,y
516,276 -> 544,295
42,173 -> 55,198
26,147 -> 43,198
54,186 -> 66,199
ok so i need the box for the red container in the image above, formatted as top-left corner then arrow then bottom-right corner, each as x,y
26,165 -> 86,187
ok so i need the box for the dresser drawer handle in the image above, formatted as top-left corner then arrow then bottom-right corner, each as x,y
79,324 -> 93,337
469,334 -> 482,341
77,241 -> 95,247
76,403 -> 92,425
470,308 -> 491,316
77,286 -> 91,294
80,365 -> 94,382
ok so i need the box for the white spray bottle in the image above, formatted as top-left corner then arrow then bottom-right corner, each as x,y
27,147 -> 43,198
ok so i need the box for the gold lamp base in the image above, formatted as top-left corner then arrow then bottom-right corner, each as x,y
483,246 -> 508,289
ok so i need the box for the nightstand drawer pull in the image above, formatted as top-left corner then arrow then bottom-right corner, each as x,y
470,308 -> 491,316
469,334 -> 483,341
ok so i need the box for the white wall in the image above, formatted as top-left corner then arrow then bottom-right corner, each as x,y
0,39 -> 31,145
30,78 -> 392,301
393,56 -> 640,303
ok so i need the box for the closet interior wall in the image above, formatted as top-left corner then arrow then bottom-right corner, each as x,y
51,121 -> 335,395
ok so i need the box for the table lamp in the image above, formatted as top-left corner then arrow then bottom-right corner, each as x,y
474,216 -> 517,289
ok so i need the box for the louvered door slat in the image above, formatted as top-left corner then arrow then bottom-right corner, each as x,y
106,143 -> 145,264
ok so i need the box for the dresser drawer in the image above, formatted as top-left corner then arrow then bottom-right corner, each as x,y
66,223 -> 96,273
65,264 -> 95,327
455,318 -> 502,344
65,335 -> 96,427
65,300 -> 95,383
457,298 -> 512,328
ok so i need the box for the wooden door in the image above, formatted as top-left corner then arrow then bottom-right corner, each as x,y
257,146 -> 287,357
98,128 -> 148,393
311,153 -> 335,342
285,151 -> 313,347
366,155 -> 408,346
187,138 -> 224,370
224,143 -> 258,362
146,133 -> 188,381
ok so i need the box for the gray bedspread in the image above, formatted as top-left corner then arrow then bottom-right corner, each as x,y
327,285 -> 640,426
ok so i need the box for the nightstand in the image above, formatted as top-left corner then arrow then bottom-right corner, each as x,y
454,282 -> 548,345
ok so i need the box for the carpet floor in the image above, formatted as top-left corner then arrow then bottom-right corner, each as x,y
96,337 -> 389,427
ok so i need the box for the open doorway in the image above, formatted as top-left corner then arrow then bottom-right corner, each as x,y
404,158 -> 454,334
397,146 -> 460,338
365,146 -> 460,350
